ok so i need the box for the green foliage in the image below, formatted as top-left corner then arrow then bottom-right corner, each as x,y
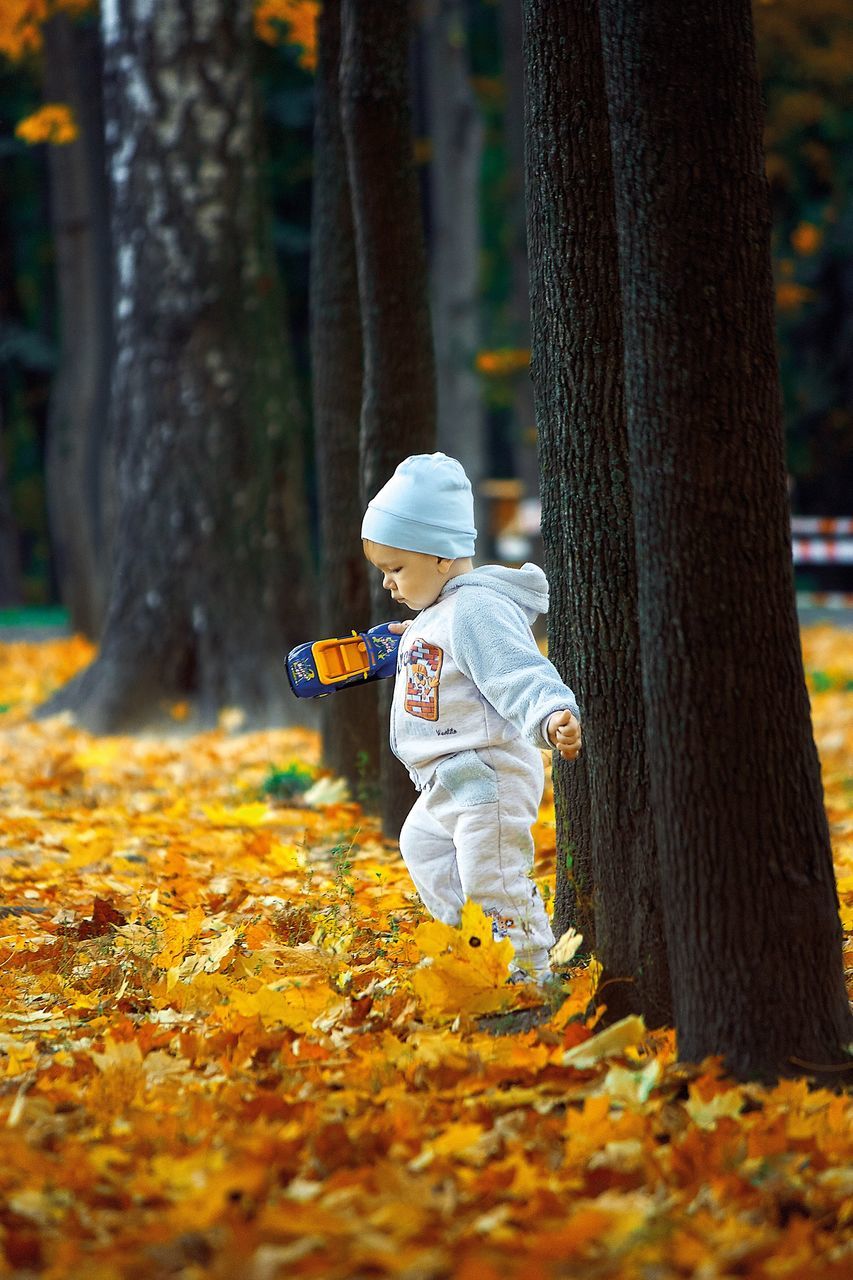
354,748 -> 381,813
260,761 -> 314,800
330,832 -> 357,899
809,669 -> 853,693
756,0 -> 853,523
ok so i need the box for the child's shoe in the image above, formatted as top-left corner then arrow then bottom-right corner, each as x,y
506,968 -> 534,986
506,963 -> 566,1011
507,962 -> 555,987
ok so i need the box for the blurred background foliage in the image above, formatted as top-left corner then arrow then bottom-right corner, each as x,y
758,0 -> 852,516
0,0 -> 850,603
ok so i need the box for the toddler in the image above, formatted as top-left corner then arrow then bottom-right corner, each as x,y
362,452 -> 581,983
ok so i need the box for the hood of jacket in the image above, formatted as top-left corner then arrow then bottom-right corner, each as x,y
437,562 -> 549,624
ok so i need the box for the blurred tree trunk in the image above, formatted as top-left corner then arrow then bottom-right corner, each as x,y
42,11 -> 112,638
0,194 -> 23,606
523,0 -> 670,1028
311,0 -> 380,802
340,0 -> 436,841
0,158 -> 52,608
422,0 -> 486,542
500,0 -> 538,501
598,0 -> 852,1077
0,406 -> 22,607
38,0 -> 315,733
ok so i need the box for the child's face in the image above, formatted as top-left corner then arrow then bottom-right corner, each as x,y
364,542 -> 451,611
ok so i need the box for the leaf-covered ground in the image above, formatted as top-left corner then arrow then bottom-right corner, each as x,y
0,628 -> 850,1279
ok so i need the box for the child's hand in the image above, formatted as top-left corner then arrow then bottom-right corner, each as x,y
547,709 -> 582,760
388,620 -> 412,635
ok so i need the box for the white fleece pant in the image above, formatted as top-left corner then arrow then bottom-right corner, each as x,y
399,740 -> 555,979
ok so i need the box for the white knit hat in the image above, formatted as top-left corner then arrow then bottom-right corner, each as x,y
361,453 -> 477,558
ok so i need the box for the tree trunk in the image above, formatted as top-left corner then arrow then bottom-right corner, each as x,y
340,0 -> 437,841
522,0 -> 671,1027
598,0 -> 852,1078
311,0 -> 380,803
38,0 -> 315,734
0,404 -> 23,607
499,0 -> 538,505
0,148 -> 54,608
42,12 -> 112,638
422,0 -> 486,543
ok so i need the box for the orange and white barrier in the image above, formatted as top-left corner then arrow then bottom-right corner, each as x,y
792,539 -> 853,564
791,517 -> 853,566
791,517 -> 853,535
489,494 -> 853,602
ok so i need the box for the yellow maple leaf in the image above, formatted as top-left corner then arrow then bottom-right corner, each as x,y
596,1059 -> 662,1108
87,1145 -> 132,1176
550,926 -> 584,966
151,906 -> 207,969
166,926 -> 240,987
1,1040 -> 39,1076
201,801 -> 271,827
561,1014 -> 647,1068
90,1036 -> 144,1073
427,1122 -> 486,1160
411,1122 -> 495,1170
268,841 -> 305,872
73,741 -> 123,770
228,981 -> 334,1032
163,971 -> 234,1013
62,830 -> 115,868
411,900 -> 514,1018
684,1085 -> 746,1130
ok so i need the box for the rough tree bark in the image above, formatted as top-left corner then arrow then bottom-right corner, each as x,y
42,11 -> 112,638
522,0 -> 670,1027
598,0 -> 852,1078
340,0 -> 436,841
311,0 -> 380,801
38,0 -> 315,733
422,0 -> 486,539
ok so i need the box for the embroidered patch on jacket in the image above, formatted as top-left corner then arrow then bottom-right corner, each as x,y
483,907 -> 515,939
404,639 -> 443,721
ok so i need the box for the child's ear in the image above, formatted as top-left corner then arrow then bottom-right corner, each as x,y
437,558 -> 453,575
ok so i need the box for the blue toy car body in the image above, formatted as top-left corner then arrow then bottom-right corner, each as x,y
285,622 -> 400,698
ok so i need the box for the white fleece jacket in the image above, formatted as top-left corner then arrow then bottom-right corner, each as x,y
389,563 -> 580,792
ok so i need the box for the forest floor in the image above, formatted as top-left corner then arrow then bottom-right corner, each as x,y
0,628 -> 850,1279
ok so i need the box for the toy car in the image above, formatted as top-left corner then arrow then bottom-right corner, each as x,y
285,622 -> 400,698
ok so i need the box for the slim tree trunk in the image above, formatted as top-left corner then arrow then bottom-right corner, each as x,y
340,0 -> 436,841
42,11 -> 112,638
500,0 -> 538,503
0,404 -> 22,607
422,0 -> 486,541
38,0 -> 315,733
311,0 -> 380,801
523,0 -> 670,1027
598,0 -> 852,1078
0,155 -> 53,608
